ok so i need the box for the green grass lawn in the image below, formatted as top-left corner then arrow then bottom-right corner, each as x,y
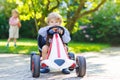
0,38 -> 110,54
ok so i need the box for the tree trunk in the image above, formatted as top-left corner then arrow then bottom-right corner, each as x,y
34,17 -> 38,32
65,17 -> 77,33
38,15 -> 47,29
65,0 -> 106,33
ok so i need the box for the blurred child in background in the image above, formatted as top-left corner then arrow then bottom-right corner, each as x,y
6,9 -> 21,47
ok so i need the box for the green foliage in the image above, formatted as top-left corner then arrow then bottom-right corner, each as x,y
3,0 -> 106,32
0,0 -> 109,41
16,0 -> 61,30
20,19 -> 37,38
72,1 -> 120,45
0,13 -> 9,38
72,25 -> 95,42
0,39 -> 110,54
0,0 -> 17,38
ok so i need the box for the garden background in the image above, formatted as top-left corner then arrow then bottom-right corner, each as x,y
0,0 -> 120,54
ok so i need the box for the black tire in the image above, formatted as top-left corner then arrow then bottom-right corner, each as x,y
68,52 -> 75,60
76,56 -> 86,77
32,54 -> 40,78
30,52 -> 36,71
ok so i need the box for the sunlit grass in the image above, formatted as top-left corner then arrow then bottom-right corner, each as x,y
68,42 -> 110,53
0,39 -> 110,54
0,39 -> 38,54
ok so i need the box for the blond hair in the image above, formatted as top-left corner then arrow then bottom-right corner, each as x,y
11,9 -> 19,17
46,12 -> 62,24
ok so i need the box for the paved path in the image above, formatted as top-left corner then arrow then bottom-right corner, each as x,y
0,47 -> 120,80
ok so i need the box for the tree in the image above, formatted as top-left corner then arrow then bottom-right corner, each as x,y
65,0 -> 107,33
72,0 -> 120,44
6,0 -> 107,33
15,0 -> 60,32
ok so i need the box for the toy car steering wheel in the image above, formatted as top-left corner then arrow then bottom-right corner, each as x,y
47,26 -> 65,36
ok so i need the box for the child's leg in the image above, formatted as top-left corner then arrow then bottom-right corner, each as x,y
62,44 -> 70,74
7,38 -> 11,43
37,35 -> 46,56
6,38 -> 11,47
40,45 -> 50,73
14,38 -> 17,46
42,45 -> 49,60
64,44 -> 68,54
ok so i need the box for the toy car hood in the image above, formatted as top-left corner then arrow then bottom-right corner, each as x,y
41,34 -> 75,70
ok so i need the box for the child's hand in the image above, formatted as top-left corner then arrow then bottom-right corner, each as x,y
18,22 -> 21,28
52,28 -> 63,34
47,27 -> 64,36
48,29 -> 55,35
58,29 -> 63,35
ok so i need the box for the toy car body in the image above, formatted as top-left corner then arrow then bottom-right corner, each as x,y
30,26 -> 86,78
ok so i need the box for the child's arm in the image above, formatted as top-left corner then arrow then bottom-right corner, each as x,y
18,21 -> 21,28
9,17 -> 12,25
62,28 -> 71,43
38,26 -> 49,38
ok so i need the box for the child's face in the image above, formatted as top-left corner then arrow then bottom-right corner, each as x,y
12,12 -> 18,18
48,19 -> 61,26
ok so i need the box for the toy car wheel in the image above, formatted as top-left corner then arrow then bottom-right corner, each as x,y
32,54 -> 40,78
76,56 -> 86,77
30,52 -> 36,71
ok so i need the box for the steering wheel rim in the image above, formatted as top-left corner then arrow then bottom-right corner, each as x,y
47,26 -> 65,36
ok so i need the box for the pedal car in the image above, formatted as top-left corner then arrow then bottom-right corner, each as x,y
30,26 -> 86,78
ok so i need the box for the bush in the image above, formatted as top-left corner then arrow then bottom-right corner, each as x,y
20,19 -> 37,39
72,25 -> 100,43
72,1 -> 120,45
0,14 -> 9,39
